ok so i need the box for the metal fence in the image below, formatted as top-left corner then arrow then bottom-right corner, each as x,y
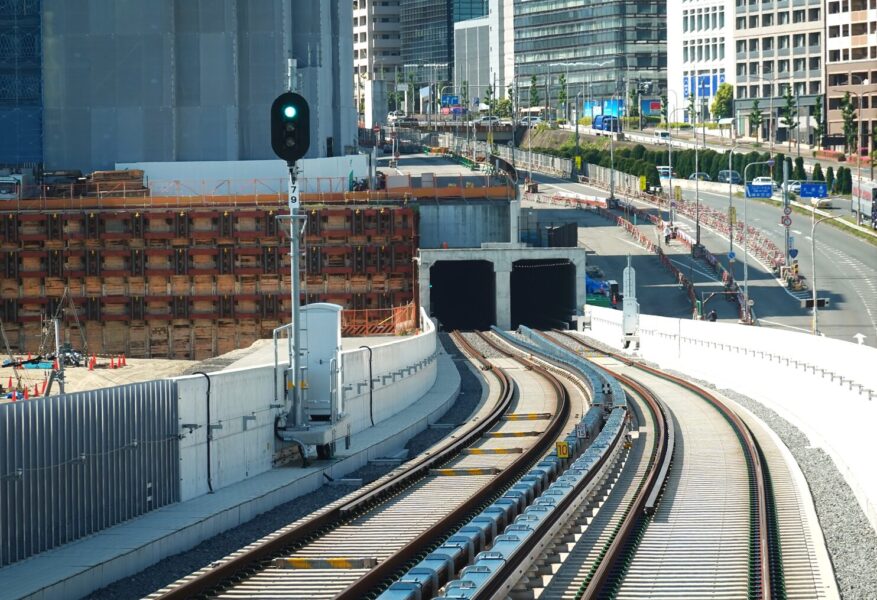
0,379 -> 179,566
584,163 -> 642,194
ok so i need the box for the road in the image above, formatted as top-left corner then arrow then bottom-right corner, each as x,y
528,171 -> 877,348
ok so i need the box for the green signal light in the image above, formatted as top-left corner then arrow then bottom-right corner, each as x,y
283,105 -> 297,119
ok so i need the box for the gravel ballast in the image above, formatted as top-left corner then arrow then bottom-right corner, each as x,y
86,333 -> 484,600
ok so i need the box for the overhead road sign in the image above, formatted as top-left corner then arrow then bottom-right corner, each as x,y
800,182 -> 828,198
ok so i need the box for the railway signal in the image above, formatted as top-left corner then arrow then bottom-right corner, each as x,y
271,92 -> 310,162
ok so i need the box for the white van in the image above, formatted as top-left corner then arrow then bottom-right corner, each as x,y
654,129 -> 670,140
656,166 -> 675,179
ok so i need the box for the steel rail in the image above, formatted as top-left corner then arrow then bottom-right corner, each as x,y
554,331 -> 777,600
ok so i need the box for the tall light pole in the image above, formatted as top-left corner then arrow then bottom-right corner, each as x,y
811,214 -> 842,335
727,145 -> 739,267
841,77 -> 866,223
743,158 -> 775,323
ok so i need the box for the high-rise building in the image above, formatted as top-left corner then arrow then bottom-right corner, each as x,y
17,0 -> 353,172
399,0 -> 486,95
353,0 -> 402,127
825,0 -> 877,156
667,1 -> 735,124
512,0 -> 666,120
487,0 -> 515,94
454,17 -> 490,110
732,0 -> 824,149
0,0 -> 42,166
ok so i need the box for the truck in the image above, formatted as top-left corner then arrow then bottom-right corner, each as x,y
851,177 -> 877,229
0,171 -> 36,201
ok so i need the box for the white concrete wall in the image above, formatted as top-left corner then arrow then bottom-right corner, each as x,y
176,308 -> 438,501
339,309 -> 438,433
585,305 -> 877,533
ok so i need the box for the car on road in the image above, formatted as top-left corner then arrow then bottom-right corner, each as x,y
688,172 -> 711,181
476,115 -> 501,125
717,170 -> 742,184
519,116 -> 543,126
751,176 -> 778,191
810,197 -> 833,209
784,180 -> 802,194
656,166 -> 677,179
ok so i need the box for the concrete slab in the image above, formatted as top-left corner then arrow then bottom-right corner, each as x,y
0,348 -> 462,600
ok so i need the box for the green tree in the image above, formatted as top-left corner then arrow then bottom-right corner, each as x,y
507,83 -> 515,119
793,157 -> 806,180
660,94 -> 669,127
496,97 -> 512,118
461,80 -> 469,112
710,83 -> 734,120
687,93 -> 696,126
407,73 -> 416,114
558,73 -> 568,120
628,86 -> 640,117
841,91 -> 857,155
780,85 -> 797,153
812,163 -> 824,181
750,99 -> 763,143
484,83 -> 494,115
529,75 -> 540,112
812,95 -> 824,149
825,166 -> 835,193
773,153 -> 786,183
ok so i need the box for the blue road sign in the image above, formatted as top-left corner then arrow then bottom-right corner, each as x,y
441,94 -> 460,107
800,182 -> 828,198
789,248 -> 799,259
746,183 -> 773,198
728,251 -> 736,260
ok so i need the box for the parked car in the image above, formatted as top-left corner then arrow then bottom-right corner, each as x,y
717,170 -> 742,184
752,176 -> 778,191
593,115 -> 621,132
688,172 -> 711,181
519,116 -> 543,126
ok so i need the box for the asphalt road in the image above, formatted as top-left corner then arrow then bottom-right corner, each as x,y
529,171 -> 877,348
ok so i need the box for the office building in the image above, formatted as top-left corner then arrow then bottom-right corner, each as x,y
0,0 -> 42,166
487,0 -> 515,94
13,1 -> 353,173
454,17 -> 490,109
512,0 -> 666,120
732,0 -> 824,148
825,0 -> 877,155
354,0 -> 402,127
399,0 -> 486,93
667,1 -> 735,124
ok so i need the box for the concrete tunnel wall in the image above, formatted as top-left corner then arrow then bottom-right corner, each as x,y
418,202 -> 511,249
175,309 -> 437,501
419,246 -> 587,330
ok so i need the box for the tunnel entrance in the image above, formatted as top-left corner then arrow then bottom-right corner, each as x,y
511,259 -> 576,329
429,260 -> 495,330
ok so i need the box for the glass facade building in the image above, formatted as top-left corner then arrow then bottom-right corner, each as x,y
0,0 -> 42,166
513,0 -> 666,117
400,0 -> 486,85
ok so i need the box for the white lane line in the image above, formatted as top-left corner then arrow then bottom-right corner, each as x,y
668,258 -> 722,282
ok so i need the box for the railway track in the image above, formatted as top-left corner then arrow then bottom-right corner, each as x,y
147,331 -> 571,600
538,330 -> 836,599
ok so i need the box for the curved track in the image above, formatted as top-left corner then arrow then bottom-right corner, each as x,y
547,331 -> 793,599
148,331 -> 570,600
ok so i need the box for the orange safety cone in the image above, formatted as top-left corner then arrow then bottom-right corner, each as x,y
121,354 -> 127,367
110,357 -> 116,369
88,359 -> 94,371
23,387 -> 28,400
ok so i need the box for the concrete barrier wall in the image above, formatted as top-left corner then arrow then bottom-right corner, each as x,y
340,309 -> 438,433
176,308 -> 438,500
585,305 -> 877,533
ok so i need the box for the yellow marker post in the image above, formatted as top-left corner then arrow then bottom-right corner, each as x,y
639,175 -> 647,191
556,440 -> 570,459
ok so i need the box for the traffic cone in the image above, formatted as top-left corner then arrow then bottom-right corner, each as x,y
110,357 -> 116,369
23,387 -> 28,400
53,358 -> 59,370
88,359 -> 94,371
121,354 -> 126,367
34,383 -> 39,396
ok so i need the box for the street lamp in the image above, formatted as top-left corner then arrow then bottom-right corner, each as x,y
810,214 -> 843,335
727,144 -> 739,268
742,158 -> 775,323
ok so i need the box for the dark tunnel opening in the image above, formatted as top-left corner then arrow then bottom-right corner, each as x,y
429,260 -> 495,330
511,259 -> 575,330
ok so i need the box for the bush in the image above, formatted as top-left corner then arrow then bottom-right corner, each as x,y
826,166 -> 835,192
812,163 -> 824,181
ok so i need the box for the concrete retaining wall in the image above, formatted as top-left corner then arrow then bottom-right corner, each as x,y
585,305 -> 877,533
176,308 -> 438,501
419,202 -> 511,248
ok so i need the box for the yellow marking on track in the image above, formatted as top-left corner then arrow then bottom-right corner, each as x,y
430,467 -> 501,476
502,413 -> 551,421
463,447 -> 524,455
273,557 -> 378,569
